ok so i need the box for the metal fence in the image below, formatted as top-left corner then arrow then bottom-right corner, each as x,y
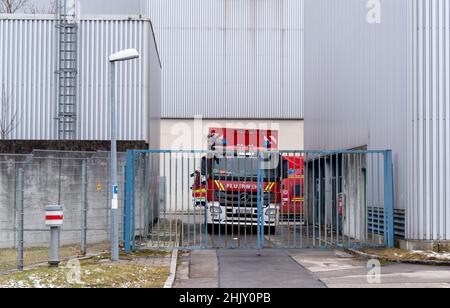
0,151 -> 132,273
123,150 -> 395,252
0,149 -> 395,272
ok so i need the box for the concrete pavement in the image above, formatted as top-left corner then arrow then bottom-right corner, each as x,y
218,249 -> 325,288
175,249 -> 325,288
174,249 -> 450,288
175,250 -> 219,288
289,250 -> 450,288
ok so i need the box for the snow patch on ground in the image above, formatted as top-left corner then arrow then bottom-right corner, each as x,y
413,251 -> 450,261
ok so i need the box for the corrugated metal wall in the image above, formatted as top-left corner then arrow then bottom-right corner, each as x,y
0,18 -> 56,139
408,0 -> 450,241
146,0 -> 304,119
304,0 -> 410,214
0,15 -> 161,142
304,0 -> 450,241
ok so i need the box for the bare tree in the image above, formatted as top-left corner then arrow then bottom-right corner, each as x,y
27,0 -> 58,14
0,85 -> 19,140
0,0 -> 30,13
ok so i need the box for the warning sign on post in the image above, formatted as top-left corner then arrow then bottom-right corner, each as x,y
112,185 -> 119,209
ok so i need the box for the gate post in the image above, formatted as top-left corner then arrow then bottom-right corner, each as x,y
80,160 -> 88,256
383,150 -> 395,248
257,155 -> 264,255
17,168 -> 24,271
124,150 -> 135,253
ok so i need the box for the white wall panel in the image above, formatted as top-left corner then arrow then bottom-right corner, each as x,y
146,0 -> 304,119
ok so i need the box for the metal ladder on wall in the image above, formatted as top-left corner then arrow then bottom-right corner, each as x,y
55,0 -> 78,139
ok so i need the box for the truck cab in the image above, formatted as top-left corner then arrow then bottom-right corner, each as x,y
192,128 -> 287,235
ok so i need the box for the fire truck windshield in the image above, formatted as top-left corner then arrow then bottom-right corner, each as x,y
210,157 -> 280,180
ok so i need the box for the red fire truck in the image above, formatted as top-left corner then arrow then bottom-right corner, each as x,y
281,156 -> 305,222
192,128 -> 287,235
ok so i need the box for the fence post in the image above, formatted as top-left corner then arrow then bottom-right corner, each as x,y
124,151 -> 134,253
383,150 -> 395,248
81,160 -> 88,256
257,156 -> 264,256
17,168 -> 24,271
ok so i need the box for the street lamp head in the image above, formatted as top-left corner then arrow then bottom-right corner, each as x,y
109,49 -> 140,63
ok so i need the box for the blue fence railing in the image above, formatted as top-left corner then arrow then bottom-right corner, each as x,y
123,150 -> 395,251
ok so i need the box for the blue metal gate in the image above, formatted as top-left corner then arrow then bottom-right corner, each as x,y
123,150 -> 394,252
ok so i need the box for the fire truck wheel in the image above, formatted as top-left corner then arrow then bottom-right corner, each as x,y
264,226 -> 276,235
207,224 -> 221,235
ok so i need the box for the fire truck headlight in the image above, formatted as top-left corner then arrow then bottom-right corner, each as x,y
210,206 -> 223,214
265,208 -> 277,217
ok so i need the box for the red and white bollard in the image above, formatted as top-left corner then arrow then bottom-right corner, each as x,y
45,205 -> 64,267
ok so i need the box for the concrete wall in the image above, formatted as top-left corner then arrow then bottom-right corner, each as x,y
0,150 -> 146,249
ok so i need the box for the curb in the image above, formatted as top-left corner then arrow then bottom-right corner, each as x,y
164,249 -> 179,288
346,248 -> 450,266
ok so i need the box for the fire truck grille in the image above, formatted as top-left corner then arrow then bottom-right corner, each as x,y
216,191 -> 272,208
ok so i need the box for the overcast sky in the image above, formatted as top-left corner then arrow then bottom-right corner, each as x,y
16,0 -> 144,15
13,0 -> 54,13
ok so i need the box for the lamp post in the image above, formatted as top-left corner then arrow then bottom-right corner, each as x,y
109,49 -> 140,262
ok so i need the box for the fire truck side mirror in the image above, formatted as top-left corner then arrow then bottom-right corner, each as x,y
201,157 -> 211,175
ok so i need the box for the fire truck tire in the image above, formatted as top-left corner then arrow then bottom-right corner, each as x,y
264,226 -> 276,235
207,224 -> 221,235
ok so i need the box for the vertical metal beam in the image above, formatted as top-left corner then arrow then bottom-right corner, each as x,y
257,153 -> 263,255
131,155 -> 137,251
110,61 -> 119,261
383,150 -> 395,247
124,150 -> 135,253
17,168 -> 24,271
81,160 -> 87,256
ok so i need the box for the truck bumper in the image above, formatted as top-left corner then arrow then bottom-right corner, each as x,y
205,202 -> 279,226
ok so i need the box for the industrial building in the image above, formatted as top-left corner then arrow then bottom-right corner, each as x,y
2,0 -> 449,250
0,0 -> 161,149
0,0 -> 304,150
305,0 -> 450,248
146,0 -> 305,150
0,0 -> 304,149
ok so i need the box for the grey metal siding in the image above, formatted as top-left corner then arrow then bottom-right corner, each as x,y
146,0 -> 304,119
304,0 -> 450,241
409,0 -> 450,241
0,15 -> 161,143
0,18 -> 57,139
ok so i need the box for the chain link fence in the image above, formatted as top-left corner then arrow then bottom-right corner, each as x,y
0,150 -> 132,273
